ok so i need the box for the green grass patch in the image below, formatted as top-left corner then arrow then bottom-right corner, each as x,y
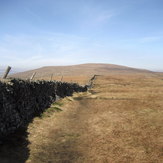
54,101 -> 63,106
40,106 -> 62,118
46,106 -> 62,113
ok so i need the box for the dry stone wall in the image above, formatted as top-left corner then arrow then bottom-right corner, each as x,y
0,79 -> 87,139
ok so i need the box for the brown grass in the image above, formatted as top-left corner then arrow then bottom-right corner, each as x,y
11,63 -> 152,82
35,75 -> 90,85
23,73 -> 163,163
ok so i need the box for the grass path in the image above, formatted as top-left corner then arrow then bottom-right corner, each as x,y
26,75 -> 163,163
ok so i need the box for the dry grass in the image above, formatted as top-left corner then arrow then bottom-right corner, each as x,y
23,73 -> 163,163
34,75 -> 90,85
1,72 -> 162,162
11,63 -> 152,83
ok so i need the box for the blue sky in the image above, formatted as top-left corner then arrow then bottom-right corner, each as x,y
0,0 -> 163,71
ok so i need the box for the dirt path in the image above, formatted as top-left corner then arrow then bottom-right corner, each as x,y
26,75 -> 162,163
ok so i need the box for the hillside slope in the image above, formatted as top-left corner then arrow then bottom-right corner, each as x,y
2,74 -> 162,162
11,63 -> 153,80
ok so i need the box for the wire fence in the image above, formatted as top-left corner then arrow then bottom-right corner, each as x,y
0,66 -> 91,85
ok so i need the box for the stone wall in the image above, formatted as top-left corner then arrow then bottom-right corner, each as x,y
0,79 -> 87,139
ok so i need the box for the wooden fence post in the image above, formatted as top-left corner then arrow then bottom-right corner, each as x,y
30,72 -> 36,80
61,75 -> 63,82
2,66 -> 11,79
50,74 -> 53,81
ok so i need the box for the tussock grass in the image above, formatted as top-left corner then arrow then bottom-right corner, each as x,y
40,101 -> 63,119
54,101 -> 63,106
25,73 -> 163,163
40,107 -> 62,118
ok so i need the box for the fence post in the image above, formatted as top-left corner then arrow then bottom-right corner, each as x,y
2,66 -> 11,79
30,72 -> 36,80
50,74 -> 53,81
61,75 -> 63,82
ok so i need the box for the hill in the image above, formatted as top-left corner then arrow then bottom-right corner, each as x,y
1,65 -> 162,162
3,73 -> 162,162
11,63 -> 153,81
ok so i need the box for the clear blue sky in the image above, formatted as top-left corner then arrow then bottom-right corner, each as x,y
0,0 -> 163,71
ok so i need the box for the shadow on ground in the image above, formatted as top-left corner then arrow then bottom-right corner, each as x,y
0,126 -> 30,163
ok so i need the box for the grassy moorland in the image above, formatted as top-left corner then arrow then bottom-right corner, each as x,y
21,72 -> 163,163
1,64 -> 163,163
11,63 -> 152,85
